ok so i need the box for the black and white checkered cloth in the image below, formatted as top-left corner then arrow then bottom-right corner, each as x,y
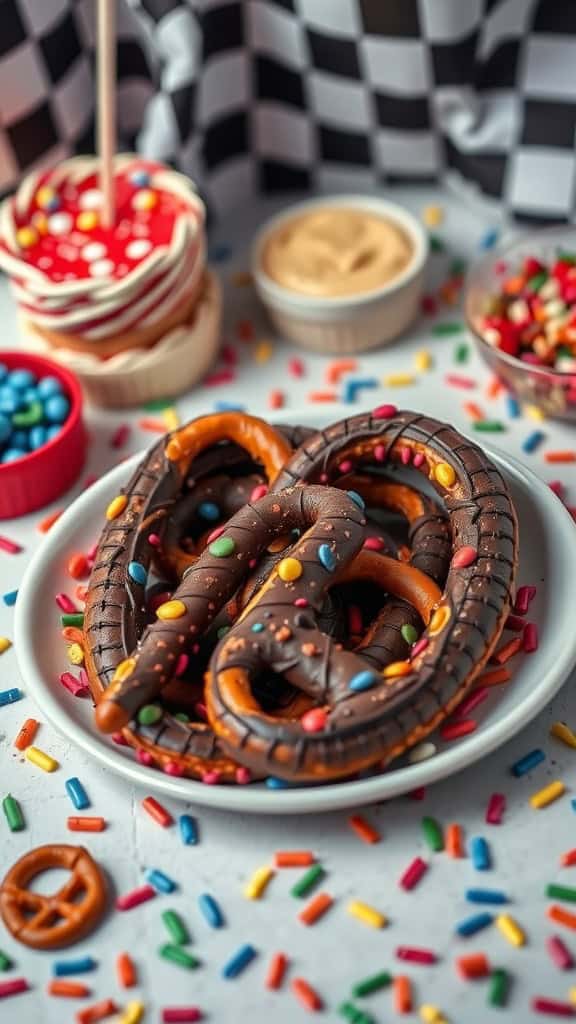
1,0 -> 576,221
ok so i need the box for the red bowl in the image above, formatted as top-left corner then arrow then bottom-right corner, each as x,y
0,351 -> 87,519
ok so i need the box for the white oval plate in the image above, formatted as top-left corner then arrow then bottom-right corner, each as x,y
15,410 -> 576,814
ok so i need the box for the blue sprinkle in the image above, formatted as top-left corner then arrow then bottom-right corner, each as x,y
222,943 -> 257,979
3,590 -> 17,607
317,543 -> 336,572
8,369 -> 36,390
213,401 -> 246,412
197,501 -> 220,522
128,561 -> 147,586
469,836 -> 491,871
479,227 -> 500,250
53,956 -> 98,976
0,688 -> 22,707
209,243 -> 232,263
146,868 -> 176,893
522,430 -> 545,454
179,813 -> 198,845
455,911 -> 494,937
465,888 -> 509,905
342,377 -> 379,404
198,893 -> 224,928
251,623 -> 264,633
65,777 -> 90,810
505,395 -> 520,419
346,490 -> 365,510
36,376 -> 63,399
510,748 -> 545,777
348,670 -> 379,693
266,776 -> 290,789
130,169 -> 151,188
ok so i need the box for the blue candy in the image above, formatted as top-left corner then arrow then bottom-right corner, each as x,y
318,543 -> 336,572
44,394 -> 70,424
36,375 -> 63,399
53,956 -> 98,976
222,943 -> 257,979
455,911 -> 493,937
2,590 -> 18,607
1,449 -> 26,463
0,414 -> 11,444
198,501 -> 220,522
0,688 -> 22,707
179,814 -> 198,845
127,561 -> 147,585
8,369 -> 36,390
146,868 -> 176,893
348,670 -> 378,693
65,777 -> 90,810
21,387 -> 38,404
130,169 -> 150,188
29,426 -> 47,450
466,888 -> 508,905
346,489 -> 365,510
469,836 -> 491,871
0,391 -> 21,415
198,893 -> 224,928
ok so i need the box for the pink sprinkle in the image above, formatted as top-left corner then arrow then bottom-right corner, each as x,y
250,484 -> 268,502
0,536 -> 22,554
111,424 -> 131,449
164,761 -> 184,777
547,935 -> 574,970
175,654 -> 189,677
372,404 -> 397,420
195,702 -> 208,721
396,946 -> 436,965
399,856 -> 428,891
451,546 -> 478,569
514,584 -> 536,615
523,622 -> 538,653
248,558 -> 257,569
363,536 -> 385,551
549,481 -> 565,501
222,343 -> 238,365
400,447 -> 411,465
202,771 -> 220,785
531,997 -> 575,1016
338,460 -> 353,474
445,374 -> 476,390
411,637 -> 429,659
294,598 -> 309,608
116,884 -> 157,911
204,369 -> 236,386
78,668 -> 90,688
111,731 -> 129,746
374,444 -> 386,462
59,672 -> 89,698
319,472 -> 329,483
162,1009 -> 202,1023
148,533 -> 161,547
288,358 -> 304,378
0,978 -> 29,998
440,719 -> 477,741
235,766 -> 251,784
206,526 -> 225,545
413,452 -> 426,468
485,792 -> 506,825
505,614 -> 525,632
137,749 -> 153,765
56,593 -> 77,613
453,686 -> 490,720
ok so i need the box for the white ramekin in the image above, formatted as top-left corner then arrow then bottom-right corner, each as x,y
252,195 -> 429,355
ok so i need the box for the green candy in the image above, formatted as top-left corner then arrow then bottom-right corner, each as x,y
455,342 -> 469,364
209,536 -> 235,558
173,712 -> 190,723
432,321 -> 464,336
351,970 -> 392,998
217,625 -> 230,639
291,864 -> 325,898
162,909 -> 189,945
450,258 -> 467,277
61,613 -> 84,628
142,397 -> 175,411
421,815 -> 444,852
401,624 -> 418,645
545,883 -> 576,903
527,271 -> 548,293
2,794 -> 24,832
339,1003 -> 375,1024
12,401 -> 43,428
472,420 -> 506,433
138,704 -> 163,726
429,235 -> 445,252
488,968 -> 510,1007
0,950 -> 12,972
159,944 -> 198,969
557,250 -> 576,265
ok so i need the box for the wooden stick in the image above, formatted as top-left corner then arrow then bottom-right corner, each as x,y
97,0 -> 116,228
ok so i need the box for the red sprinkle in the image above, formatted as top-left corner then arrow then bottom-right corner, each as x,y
59,672 -> 89,698
266,952 -> 288,990
301,708 -> 327,733
268,389 -> 284,409
116,884 -> 156,912
453,687 -> 490,720
142,796 -> 173,828
456,953 -> 490,979
547,935 -> 574,970
372,404 -> 397,419
399,856 -> 428,891
77,998 -> 118,1023
162,1010 -> 202,1023
531,997 -> 575,1016
396,946 -> 437,965
440,719 -> 477,741
291,977 -> 323,1011
549,481 -> 565,500
514,585 -> 537,615
348,815 -> 381,844
0,978 -> 29,998
56,593 -> 77,613
505,614 -> 525,632
485,792 -> 506,825
111,424 -> 131,449
451,546 -> 478,569
445,374 -> 476,390
561,849 -> 576,867
363,536 -> 386,552
288,357 -> 305,378
413,452 -> 426,468
175,653 -> 189,677
204,369 -> 236,387
523,623 -> 539,653
0,535 -> 21,554
421,294 -> 437,315
411,637 -> 429,659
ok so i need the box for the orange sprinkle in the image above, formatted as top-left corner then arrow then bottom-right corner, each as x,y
548,905 -> 576,931
275,851 -> 315,868
67,553 -> 89,580
561,849 -> 576,868
307,390 -> 338,403
291,977 -> 323,1011
67,816 -> 106,832
503,274 -> 525,296
544,451 -> 576,464
348,815 -> 381,844
445,823 -> 464,858
475,667 -> 512,688
393,975 -> 412,1012
48,979 -> 91,998
326,359 -> 357,384
138,418 -> 166,433
298,892 -> 333,926
485,376 -> 504,399
266,952 -> 288,990
77,998 -> 118,1023
75,585 -> 89,603
37,509 -> 63,533
268,389 -> 284,410
116,952 -> 137,988
13,717 -> 39,751
463,402 -> 484,422
492,637 -> 522,665
61,626 -> 84,645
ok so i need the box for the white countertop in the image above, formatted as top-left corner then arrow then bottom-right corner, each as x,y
2,187 -> 576,1023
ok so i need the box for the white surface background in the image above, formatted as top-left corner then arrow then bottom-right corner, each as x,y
3,188 -> 576,1023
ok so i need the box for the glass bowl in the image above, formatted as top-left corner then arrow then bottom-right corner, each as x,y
464,227 -> 576,421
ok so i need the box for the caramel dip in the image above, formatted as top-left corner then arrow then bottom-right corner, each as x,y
261,206 -> 414,299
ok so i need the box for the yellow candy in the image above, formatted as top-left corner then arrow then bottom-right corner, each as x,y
119,1002 -> 145,1024
420,1007 -> 448,1024
113,657 -> 137,683
496,913 -> 525,947
243,865 -> 274,900
67,642 -> 85,666
16,226 -> 38,249
278,557 -> 303,582
530,779 -> 565,809
36,186 -> 56,209
434,462 -> 456,488
162,407 -> 180,431
347,900 -> 386,929
106,494 -> 128,521
0,637 -> 12,654
383,373 -> 415,387
25,746 -> 59,772
422,205 -> 444,228
133,189 -> 158,211
77,210 -> 99,231
156,599 -> 187,621
414,349 -> 432,371
429,605 -> 451,635
383,660 -> 412,678
550,722 -> 576,749
524,403 -> 545,422
255,340 -> 273,364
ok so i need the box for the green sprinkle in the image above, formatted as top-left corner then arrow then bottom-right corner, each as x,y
545,883 -> 576,903
217,625 -> 230,639
557,250 -> 576,266
450,258 -> 467,277
432,322 -> 464,336
12,401 -> 43,428
2,794 -> 24,832
209,536 -> 236,558
0,951 -> 12,972
488,968 -> 510,1007
527,271 -> 548,293
429,235 -> 445,252
352,970 -> 392,997
421,815 -> 444,852
339,1002 -> 375,1024
401,624 -> 418,645
455,342 -> 469,364
472,420 -> 506,433
174,712 -> 190,723
142,397 -> 176,411
138,704 -> 163,726
162,909 -> 189,945
291,864 -> 325,898
159,944 -> 198,969
61,613 -> 84,628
